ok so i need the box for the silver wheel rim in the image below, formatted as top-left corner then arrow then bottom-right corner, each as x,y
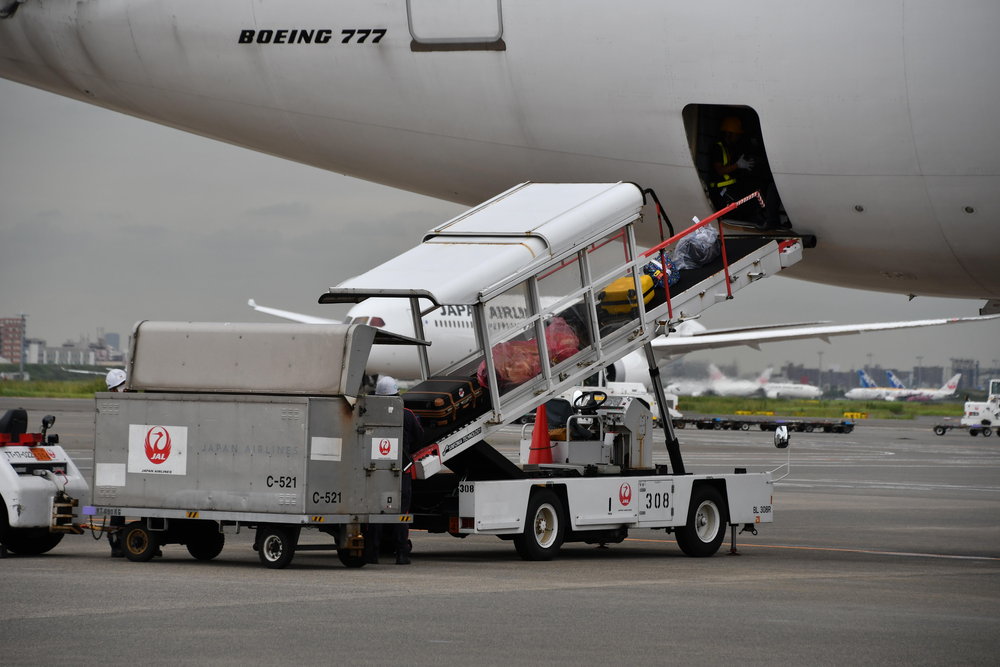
694,500 -> 721,543
262,534 -> 283,561
533,503 -> 558,549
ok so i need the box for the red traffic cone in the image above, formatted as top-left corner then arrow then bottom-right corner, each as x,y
528,404 -> 553,464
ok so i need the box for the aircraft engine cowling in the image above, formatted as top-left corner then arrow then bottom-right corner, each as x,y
605,352 -> 651,386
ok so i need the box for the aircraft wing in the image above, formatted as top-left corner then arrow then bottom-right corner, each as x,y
247,299 -> 339,325
652,314 -> 1000,355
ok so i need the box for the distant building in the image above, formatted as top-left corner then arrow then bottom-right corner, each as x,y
0,317 -> 26,364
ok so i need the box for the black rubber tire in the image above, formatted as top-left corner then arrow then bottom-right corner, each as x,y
337,547 -> 367,568
256,525 -> 296,569
513,489 -> 565,561
185,521 -> 225,561
675,486 -> 728,557
0,502 -> 64,555
970,429 -> 979,437
740,422 -> 750,431
933,426 -> 947,436
122,521 -> 160,562
983,427 -> 993,438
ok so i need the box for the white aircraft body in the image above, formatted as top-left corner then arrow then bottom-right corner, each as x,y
844,370 -> 914,401
249,298 -> 1000,388
1,1 -> 999,308
886,371 -> 963,402
666,365 -> 771,398
761,379 -> 823,400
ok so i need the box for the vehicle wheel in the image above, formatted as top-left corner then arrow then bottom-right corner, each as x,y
983,427 -> 993,437
740,422 -> 750,431
804,424 -> 814,433
675,486 -> 727,557
842,426 -> 854,434
0,502 -> 65,555
257,525 -> 296,569
933,426 -> 947,436
122,521 -> 160,562
185,521 -> 225,561
970,429 -> 979,437
337,548 -> 367,568
513,489 -> 565,561
674,422 -> 685,429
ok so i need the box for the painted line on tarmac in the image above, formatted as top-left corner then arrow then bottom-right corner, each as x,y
626,536 -> 1000,561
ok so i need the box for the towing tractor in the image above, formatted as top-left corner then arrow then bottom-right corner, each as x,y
933,379 -> 1000,437
1,409 -> 88,556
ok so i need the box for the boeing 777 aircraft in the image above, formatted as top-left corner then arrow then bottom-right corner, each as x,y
1,1 -> 998,313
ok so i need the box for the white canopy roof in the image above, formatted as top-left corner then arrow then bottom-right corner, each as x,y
322,182 -> 643,306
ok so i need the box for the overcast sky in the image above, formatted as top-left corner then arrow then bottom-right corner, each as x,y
2,80 -> 997,379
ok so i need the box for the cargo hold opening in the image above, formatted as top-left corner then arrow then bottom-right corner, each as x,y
683,104 -> 790,230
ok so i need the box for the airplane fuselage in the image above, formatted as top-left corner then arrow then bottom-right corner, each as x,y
1,1 -> 998,300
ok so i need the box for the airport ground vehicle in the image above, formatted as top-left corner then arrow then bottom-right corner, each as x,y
15,183 -> 800,564
674,416 -> 855,434
933,379 -> 999,437
84,321 -> 422,569
0,410 -> 87,556
321,183 -> 800,558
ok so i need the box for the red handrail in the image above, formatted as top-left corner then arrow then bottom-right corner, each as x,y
641,190 -> 763,316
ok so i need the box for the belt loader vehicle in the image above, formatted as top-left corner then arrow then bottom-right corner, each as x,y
84,320 -> 425,568
319,182 -> 799,559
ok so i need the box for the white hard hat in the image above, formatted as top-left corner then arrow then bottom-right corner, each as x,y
105,368 -> 127,390
375,376 -> 399,396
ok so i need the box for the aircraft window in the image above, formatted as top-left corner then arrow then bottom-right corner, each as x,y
369,317 -> 385,328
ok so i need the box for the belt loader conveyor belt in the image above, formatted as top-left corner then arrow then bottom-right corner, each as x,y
319,183 -> 803,478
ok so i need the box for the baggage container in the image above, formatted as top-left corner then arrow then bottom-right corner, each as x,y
85,321 -> 425,569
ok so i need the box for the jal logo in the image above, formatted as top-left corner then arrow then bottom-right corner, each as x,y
378,439 -> 392,456
144,426 -> 172,465
458,388 -> 465,398
619,483 -> 632,506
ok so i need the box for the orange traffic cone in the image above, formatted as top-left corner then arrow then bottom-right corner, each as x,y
528,404 -> 553,464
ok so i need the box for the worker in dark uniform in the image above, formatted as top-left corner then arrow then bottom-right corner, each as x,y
364,376 -> 423,565
708,116 -> 786,229
708,116 -> 758,214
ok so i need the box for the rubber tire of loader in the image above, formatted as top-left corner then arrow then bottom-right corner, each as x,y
513,488 -> 565,561
933,426 -> 947,436
122,521 -> 160,562
675,486 -> 727,558
257,525 -> 296,569
185,521 -> 226,561
337,548 -> 367,569
0,500 -> 64,555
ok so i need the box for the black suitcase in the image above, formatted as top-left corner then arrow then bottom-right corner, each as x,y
403,374 -> 484,427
